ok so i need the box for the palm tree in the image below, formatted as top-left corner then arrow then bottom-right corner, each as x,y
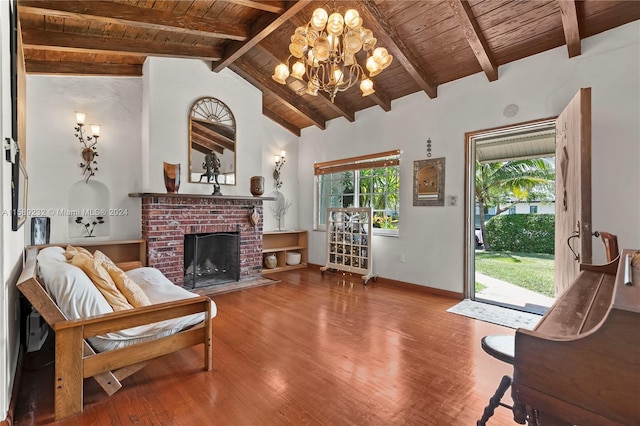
359,168 -> 400,229
338,168 -> 400,229
476,158 -> 554,250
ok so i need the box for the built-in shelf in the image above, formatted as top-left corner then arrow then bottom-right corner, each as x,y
262,230 -> 308,274
129,192 -> 275,201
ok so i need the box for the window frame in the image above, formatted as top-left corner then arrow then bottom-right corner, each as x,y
314,150 -> 400,236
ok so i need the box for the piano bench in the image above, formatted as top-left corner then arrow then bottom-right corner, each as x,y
481,335 -> 514,364
477,335 -> 526,426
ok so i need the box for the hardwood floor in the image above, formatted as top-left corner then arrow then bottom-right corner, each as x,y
14,268 -> 517,425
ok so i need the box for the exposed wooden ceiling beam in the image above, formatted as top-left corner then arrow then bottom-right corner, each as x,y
191,122 -> 236,151
317,92 -> 356,121
254,42 -> 355,123
24,59 -> 142,76
21,28 -> 223,61
225,0 -> 285,14
367,89 -> 392,113
192,133 -> 225,155
263,108 -> 301,137
18,1 -> 248,41
448,0 -> 498,82
230,59 -> 326,130
212,0 -> 312,73
357,0 -> 438,99
557,0 -> 581,58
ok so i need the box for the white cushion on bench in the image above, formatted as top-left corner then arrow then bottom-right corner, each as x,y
37,247 -> 114,319
36,246 -> 216,353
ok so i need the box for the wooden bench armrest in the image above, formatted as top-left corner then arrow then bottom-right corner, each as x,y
17,247 -> 67,326
18,246 -> 39,283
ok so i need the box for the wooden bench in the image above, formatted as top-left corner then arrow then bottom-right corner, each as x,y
17,240 -> 213,420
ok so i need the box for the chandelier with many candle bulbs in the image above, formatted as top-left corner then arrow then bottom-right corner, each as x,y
272,5 -> 393,102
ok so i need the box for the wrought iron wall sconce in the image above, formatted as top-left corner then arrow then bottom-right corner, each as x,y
74,112 -> 101,183
273,150 -> 286,190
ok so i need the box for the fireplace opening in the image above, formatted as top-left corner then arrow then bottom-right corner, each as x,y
184,232 -> 240,288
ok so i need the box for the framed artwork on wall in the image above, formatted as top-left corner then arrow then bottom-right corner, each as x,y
31,217 -> 51,245
413,157 -> 445,206
9,0 -> 27,157
12,149 -> 28,231
9,0 -> 18,142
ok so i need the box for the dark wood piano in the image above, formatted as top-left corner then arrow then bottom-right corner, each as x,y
512,249 -> 640,425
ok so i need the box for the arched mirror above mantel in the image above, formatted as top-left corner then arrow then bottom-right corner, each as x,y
189,97 -> 236,185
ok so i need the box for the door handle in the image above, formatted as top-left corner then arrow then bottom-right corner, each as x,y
567,221 -> 580,262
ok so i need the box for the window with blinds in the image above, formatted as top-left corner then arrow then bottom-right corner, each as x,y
314,150 -> 400,235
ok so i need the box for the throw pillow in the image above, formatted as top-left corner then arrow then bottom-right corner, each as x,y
64,245 -> 93,260
94,250 -> 151,307
93,250 -> 143,271
102,261 -> 152,308
37,250 -> 113,319
70,253 -> 133,311
93,249 -> 114,264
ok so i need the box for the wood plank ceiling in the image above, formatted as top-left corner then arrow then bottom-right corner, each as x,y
18,0 -> 640,136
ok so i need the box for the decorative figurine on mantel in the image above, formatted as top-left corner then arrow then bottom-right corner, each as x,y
163,162 -> 181,193
200,151 -> 222,195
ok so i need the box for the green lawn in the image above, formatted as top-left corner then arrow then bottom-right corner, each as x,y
475,251 -> 555,297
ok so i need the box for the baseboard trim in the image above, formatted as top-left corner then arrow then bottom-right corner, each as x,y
376,276 -> 463,299
308,263 -> 463,299
2,345 -> 23,426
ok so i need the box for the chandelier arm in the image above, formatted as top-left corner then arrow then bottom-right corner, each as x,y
336,64 -> 362,93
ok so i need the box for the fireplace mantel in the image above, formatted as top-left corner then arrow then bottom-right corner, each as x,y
129,192 -> 275,201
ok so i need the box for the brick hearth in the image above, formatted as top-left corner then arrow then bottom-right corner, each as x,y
134,194 -> 265,287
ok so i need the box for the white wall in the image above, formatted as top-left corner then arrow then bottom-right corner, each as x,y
26,76 -> 143,243
141,57 -> 300,230
143,58 -> 257,195
1,1 -> 25,419
261,117 -> 299,231
510,203 -> 555,215
298,21 -> 640,293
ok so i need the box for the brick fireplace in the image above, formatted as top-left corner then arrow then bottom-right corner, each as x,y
132,193 -> 265,287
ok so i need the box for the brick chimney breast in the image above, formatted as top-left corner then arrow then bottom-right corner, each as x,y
137,194 -> 265,287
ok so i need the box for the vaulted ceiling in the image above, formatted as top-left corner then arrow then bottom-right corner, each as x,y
17,0 -> 640,136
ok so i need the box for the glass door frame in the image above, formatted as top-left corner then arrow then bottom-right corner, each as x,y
464,118 -> 556,310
